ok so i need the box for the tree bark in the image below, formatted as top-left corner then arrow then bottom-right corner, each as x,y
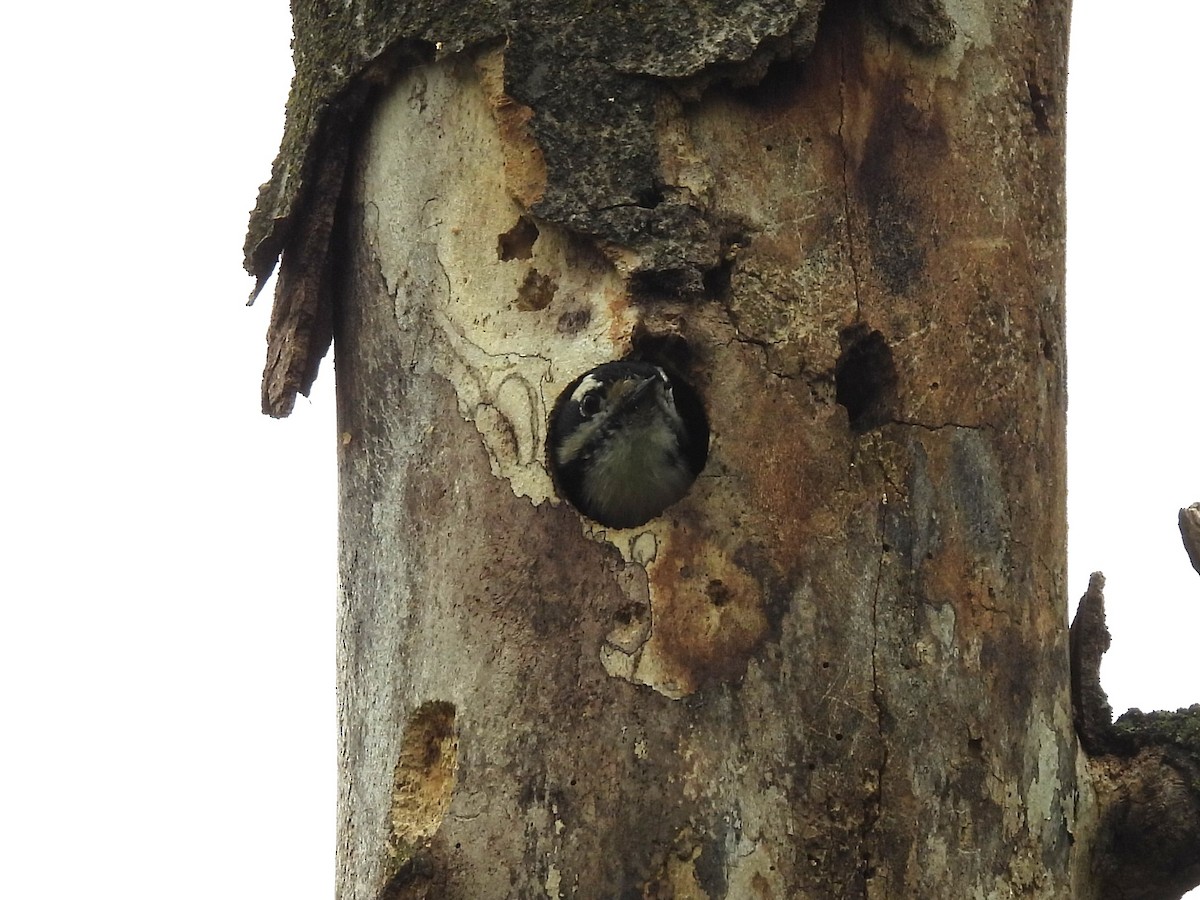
1070,574 -> 1200,900
246,0 -> 1200,897
1180,505 -> 1200,577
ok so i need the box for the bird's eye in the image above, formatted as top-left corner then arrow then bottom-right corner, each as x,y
579,391 -> 603,418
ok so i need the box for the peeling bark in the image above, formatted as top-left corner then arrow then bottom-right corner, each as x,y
259,118 -> 350,417
244,0 -> 1187,896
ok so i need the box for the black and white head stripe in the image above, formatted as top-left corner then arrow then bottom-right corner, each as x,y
569,374 -> 607,407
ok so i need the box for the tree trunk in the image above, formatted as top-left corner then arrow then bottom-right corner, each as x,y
246,1 -> 1200,897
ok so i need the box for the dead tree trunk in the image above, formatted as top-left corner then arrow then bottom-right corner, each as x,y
246,1 -> 1200,897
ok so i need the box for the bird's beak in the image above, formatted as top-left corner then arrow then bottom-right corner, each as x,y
614,374 -> 660,413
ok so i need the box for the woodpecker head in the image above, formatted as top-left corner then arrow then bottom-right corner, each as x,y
548,361 -> 708,529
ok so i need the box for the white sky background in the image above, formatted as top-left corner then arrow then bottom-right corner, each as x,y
1,3 -> 1196,898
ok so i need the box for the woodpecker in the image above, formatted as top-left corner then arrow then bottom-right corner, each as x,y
548,361 -> 708,528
